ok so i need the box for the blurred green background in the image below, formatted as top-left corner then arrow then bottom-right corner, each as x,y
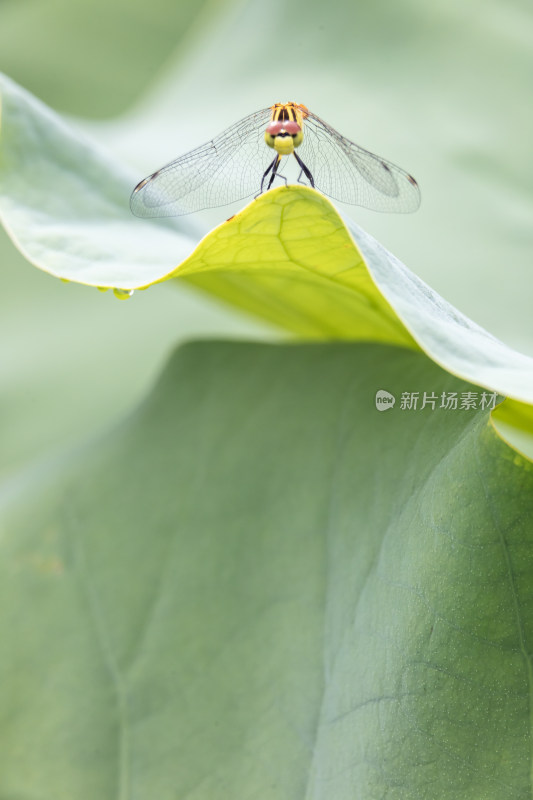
1,0 -> 532,477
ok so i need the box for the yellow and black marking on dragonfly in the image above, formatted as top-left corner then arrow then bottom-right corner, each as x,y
130,101 -> 421,218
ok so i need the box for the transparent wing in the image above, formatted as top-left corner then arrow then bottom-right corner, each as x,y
130,108 -> 273,217
298,110 -> 421,213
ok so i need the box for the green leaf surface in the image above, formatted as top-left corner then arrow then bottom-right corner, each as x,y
166,189 -> 533,410
1,341 -> 532,799
493,401 -> 533,462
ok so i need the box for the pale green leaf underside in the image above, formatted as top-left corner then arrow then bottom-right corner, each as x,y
0,73 -> 201,288
1,342 -> 532,799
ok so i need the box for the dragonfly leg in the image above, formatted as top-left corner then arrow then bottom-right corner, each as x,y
266,155 -> 282,191
294,152 -> 315,188
258,155 -> 278,196
271,163 -> 288,188
273,170 -> 288,188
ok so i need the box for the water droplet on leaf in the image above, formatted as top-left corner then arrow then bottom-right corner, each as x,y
113,288 -> 134,300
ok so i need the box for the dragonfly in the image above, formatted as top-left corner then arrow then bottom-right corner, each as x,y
130,102 -> 420,218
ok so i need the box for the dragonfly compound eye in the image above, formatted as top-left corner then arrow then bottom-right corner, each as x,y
282,121 -> 301,135
266,121 -> 284,135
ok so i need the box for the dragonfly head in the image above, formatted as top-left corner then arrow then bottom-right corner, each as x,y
265,120 -> 303,155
